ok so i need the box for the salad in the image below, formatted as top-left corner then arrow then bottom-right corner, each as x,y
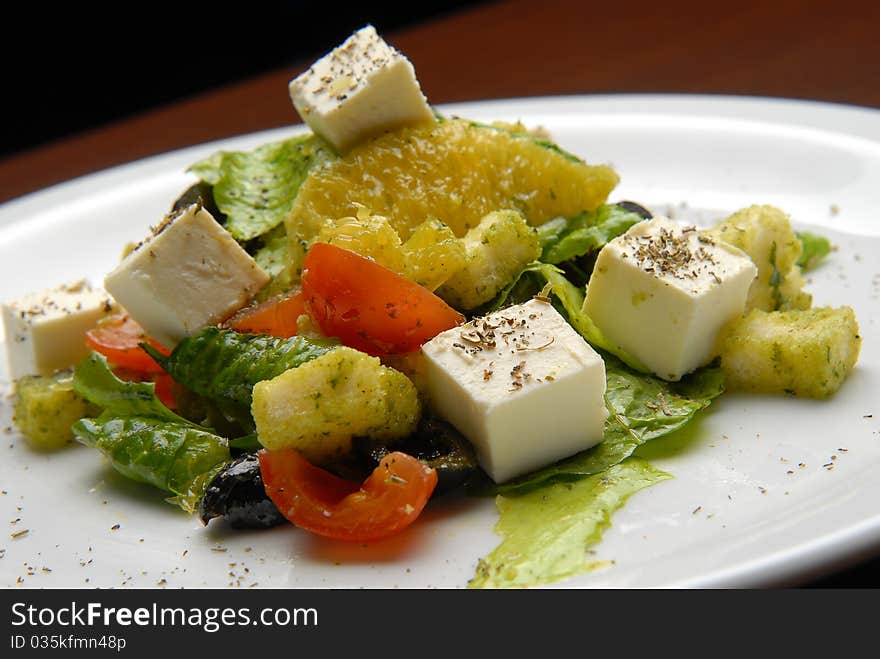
1,27 -> 863,588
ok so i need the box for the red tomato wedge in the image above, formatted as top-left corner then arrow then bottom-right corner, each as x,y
225,289 -> 307,338
85,314 -> 169,374
152,373 -> 177,410
258,449 -> 438,542
301,242 -> 464,355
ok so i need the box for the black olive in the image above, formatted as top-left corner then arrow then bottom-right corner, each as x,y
170,181 -> 226,223
199,454 -> 287,529
353,418 -> 479,496
614,200 -> 653,219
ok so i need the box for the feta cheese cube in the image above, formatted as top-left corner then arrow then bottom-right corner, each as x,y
289,25 -> 435,152
2,280 -> 117,380
421,299 -> 607,483
104,204 -> 269,347
583,216 -> 757,381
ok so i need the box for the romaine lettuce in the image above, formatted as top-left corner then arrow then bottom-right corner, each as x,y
72,352 -> 230,512
73,352 -> 196,425
73,415 -> 230,513
469,458 -> 671,588
188,134 -> 334,242
252,223 -> 290,277
142,327 -> 337,413
537,204 -> 644,265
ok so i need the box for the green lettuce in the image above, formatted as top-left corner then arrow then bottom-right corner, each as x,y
142,327 -> 337,413
188,134 -> 334,242
252,223 -> 290,277
71,353 -> 230,512
73,351 -> 195,425
796,230 -> 833,271
469,458 -> 671,588
538,204 -> 644,265
73,416 -> 229,513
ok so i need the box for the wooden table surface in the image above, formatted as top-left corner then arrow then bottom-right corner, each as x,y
1,0 -> 878,587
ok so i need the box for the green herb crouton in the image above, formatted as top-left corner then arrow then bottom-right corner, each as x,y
719,307 -> 861,398
438,209 -> 541,310
251,347 -> 420,465
14,370 -> 99,450
705,205 -> 811,312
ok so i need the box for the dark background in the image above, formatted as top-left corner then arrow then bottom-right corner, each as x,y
2,1 -> 488,158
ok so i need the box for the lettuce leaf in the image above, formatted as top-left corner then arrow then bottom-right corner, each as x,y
252,223 -> 290,277
72,352 -> 230,512
73,416 -> 229,513
469,458 -> 671,588
538,204 -> 644,265
83,328 -> 340,498
796,230 -> 833,271
470,355 -> 723,495
188,134 -> 334,242
72,352 -> 196,425
142,327 -> 337,412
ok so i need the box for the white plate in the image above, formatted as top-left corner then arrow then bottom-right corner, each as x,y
1,95 -> 878,589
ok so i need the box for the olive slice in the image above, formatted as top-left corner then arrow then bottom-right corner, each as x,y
199,453 -> 286,529
614,200 -> 653,219
171,181 -> 226,222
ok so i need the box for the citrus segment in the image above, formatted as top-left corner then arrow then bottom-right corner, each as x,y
285,118 -> 619,272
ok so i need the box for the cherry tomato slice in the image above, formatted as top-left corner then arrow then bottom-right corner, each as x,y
301,242 -> 464,355
224,289 -> 307,338
152,373 -> 177,410
258,449 -> 438,542
85,314 -> 169,373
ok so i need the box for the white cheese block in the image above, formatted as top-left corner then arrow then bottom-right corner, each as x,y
421,298 -> 607,483
2,280 -> 118,380
583,216 -> 758,381
288,25 -> 434,152
104,204 -> 269,348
